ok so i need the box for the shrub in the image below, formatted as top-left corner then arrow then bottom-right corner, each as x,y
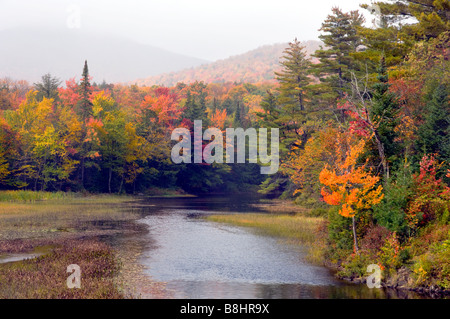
412,231 -> 450,289
377,231 -> 403,275
308,207 -> 330,217
406,155 -> 450,230
338,253 -> 373,279
327,207 -> 353,260
373,162 -> 413,238
360,225 -> 392,259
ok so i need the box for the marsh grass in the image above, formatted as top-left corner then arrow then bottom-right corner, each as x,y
250,199 -> 312,214
206,213 -> 328,263
0,190 -> 77,202
143,187 -> 196,198
207,213 -> 321,242
0,194 -> 143,298
0,199 -> 140,242
0,190 -> 139,203
0,239 -> 126,298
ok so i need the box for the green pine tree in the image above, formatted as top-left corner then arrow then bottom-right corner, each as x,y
417,84 -> 450,168
312,7 -> 365,105
369,55 -> 400,179
78,60 -> 93,122
362,0 -> 450,40
184,81 -> 208,124
273,39 -> 314,151
275,38 -> 311,113
77,60 -> 94,189
371,55 -> 400,159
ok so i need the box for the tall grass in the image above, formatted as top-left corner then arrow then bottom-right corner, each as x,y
0,190 -> 76,202
207,213 -> 324,244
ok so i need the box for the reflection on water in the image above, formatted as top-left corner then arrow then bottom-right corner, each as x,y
133,196 -> 425,299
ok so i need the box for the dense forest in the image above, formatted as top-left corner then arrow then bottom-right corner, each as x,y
0,0 -> 449,290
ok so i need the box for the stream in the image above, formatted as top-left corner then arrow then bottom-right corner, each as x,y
123,196 -> 423,299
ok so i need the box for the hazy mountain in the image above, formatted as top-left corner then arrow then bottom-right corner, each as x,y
0,27 -> 209,84
134,40 -> 322,86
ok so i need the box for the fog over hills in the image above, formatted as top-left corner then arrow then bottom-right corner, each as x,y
0,27 -> 322,86
134,40 -> 322,86
0,27 -> 209,84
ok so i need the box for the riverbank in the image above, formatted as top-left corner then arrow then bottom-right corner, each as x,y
206,200 -> 450,299
0,193 -> 158,298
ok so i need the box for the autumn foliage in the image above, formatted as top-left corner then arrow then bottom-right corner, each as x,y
406,154 -> 450,228
319,135 -> 384,218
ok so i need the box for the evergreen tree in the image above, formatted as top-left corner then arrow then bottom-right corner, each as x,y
366,55 -> 400,180
417,84 -> 450,167
257,90 -> 281,129
76,60 -> 94,189
362,0 -> 450,40
355,4 -> 413,70
370,55 -> 400,162
312,7 -> 365,105
34,73 -> 61,101
233,101 -> 243,128
184,81 -> 208,124
273,39 -> 314,151
78,60 -> 93,122
275,38 -> 311,113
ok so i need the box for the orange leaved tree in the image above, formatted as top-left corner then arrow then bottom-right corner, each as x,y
319,135 -> 384,254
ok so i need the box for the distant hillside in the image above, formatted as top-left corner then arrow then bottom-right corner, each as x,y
0,27 -> 208,84
135,40 -> 322,86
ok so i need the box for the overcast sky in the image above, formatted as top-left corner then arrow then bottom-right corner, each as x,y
0,0 -> 374,61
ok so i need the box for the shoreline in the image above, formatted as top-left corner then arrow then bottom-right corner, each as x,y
206,200 -> 450,299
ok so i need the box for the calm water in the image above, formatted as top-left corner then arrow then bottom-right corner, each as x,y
129,196 -> 424,299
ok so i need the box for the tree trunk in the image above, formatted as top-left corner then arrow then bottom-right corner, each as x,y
373,130 -> 389,181
118,175 -> 124,195
108,167 -> 112,194
352,216 -> 359,255
81,157 -> 85,189
338,67 -> 344,98
297,77 -> 304,111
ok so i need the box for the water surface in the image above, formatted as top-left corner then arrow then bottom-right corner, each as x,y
132,196 -> 423,299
